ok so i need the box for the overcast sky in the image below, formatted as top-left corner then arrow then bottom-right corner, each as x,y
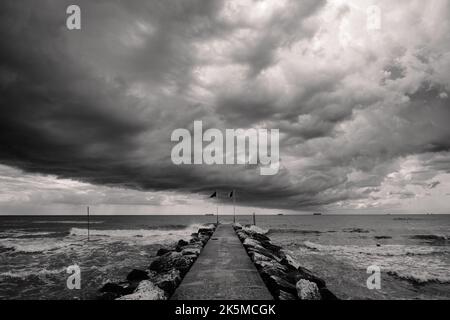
1,0 -> 449,215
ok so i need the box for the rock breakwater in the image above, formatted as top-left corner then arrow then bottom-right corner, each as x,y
234,223 -> 338,300
98,223 -> 216,300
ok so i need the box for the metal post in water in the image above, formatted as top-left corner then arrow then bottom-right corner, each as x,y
216,191 -> 219,225
87,206 -> 90,241
233,189 -> 236,224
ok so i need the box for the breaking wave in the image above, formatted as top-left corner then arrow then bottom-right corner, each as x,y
0,224 -> 207,253
0,238 -> 78,253
299,241 -> 450,285
410,234 -> 449,242
0,230 -> 60,239
0,267 -> 67,280
387,270 -> 450,285
268,228 -> 322,235
242,225 -> 268,234
32,220 -> 104,224
302,241 -> 448,256
68,223 -> 205,245
69,224 -> 202,239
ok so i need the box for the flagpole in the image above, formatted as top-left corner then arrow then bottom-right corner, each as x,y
233,189 -> 236,223
87,206 -> 90,242
216,190 -> 219,225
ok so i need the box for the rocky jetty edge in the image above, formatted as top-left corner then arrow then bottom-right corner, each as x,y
97,223 -> 217,300
233,223 -> 339,300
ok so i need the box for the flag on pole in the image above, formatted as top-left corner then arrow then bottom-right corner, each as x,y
209,191 -> 219,224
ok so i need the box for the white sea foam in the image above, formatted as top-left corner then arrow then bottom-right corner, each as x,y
302,241 -> 449,256
70,224 -> 200,237
0,230 -> 57,238
300,241 -> 450,285
0,267 -> 67,280
33,220 -> 104,224
243,225 -> 269,234
0,224 -> 206,253
68,223 -> 204,245
387,269 -> 450,284
0,238 -> 77,253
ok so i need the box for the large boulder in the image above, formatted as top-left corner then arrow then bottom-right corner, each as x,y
233,223 -> 243,230
198,234 -> 210,245
236,230 -> 248,241
250,232 -> 271,243
267,275 -> 297,297
258,240 -> 283,255
259,265 -> 290,281
149,252 -> 181,272
116,280 -> 166,300
290,267 -> 326,289
255,260 -> 289,277
198,229 -> 214,237
99,282 -> 136,297
279,250 -> 300,269
248,247 -> 283,263
151,269 -> 181,295
176,239 -> 189,251
189,240 -> 204,248
248,251 -> 273,263
296,279 -> 321,300
126,269 -> 149,282
149,251 -> 195,276
181,246 -> 201,256
189,233 -> 201,244
156,247 -> 172,256
243,238 -> 263,249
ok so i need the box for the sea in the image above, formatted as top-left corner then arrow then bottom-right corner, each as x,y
0,215 -> 449,300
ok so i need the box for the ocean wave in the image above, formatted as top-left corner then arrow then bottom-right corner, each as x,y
297,241 -> 450,287
147,224 -> 190,230
0,267 -> 67,280
387,270 -> 450,284
69,224 -> 202,238
268,228 -> 322,235
0,230 -> 54,237
302,241 -> 448,257
410,234 -> 449,242
242,225 -> 269,234
68,223 -> 204,245
0,238 -> 76,253
342,228 -> 371,234
0,224 -> 207,253
0,230 -> 65,239
33,220 -> 104,224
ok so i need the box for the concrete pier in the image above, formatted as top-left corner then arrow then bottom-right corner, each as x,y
171,224 -> 273,300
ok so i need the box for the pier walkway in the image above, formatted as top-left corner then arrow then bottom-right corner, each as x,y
171,224 -> 273,300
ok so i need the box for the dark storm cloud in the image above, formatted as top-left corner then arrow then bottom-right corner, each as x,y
0,0 -> 450,211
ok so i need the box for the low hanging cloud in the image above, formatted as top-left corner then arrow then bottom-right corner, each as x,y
0,0 -> 449,212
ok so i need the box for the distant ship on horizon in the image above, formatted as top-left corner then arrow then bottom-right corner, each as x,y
313,213 -> 323,216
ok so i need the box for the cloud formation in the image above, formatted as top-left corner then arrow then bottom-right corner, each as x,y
0,0 -> 449,213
